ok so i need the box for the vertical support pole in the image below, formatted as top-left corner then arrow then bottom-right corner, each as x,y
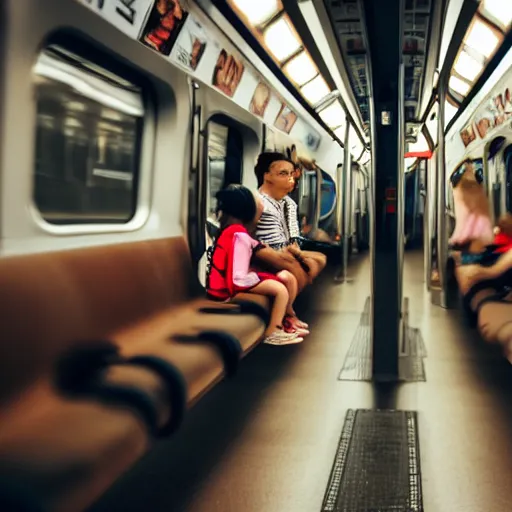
422,159 -> 431,287
334,160 -> 344,281
433,83 -> 448,308
342,123 -> 353,282
427,152 -> 438,289
335,163 -> 344,239
363,0 -> 403,380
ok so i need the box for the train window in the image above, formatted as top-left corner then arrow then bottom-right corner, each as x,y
206,117 -> 244,226
33,44 -> 145,224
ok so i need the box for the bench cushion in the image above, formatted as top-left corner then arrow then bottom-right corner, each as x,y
0,236 -> 270,511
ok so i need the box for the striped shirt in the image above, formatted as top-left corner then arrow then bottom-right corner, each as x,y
284,195 -> 301,240
255,192 -> 300,249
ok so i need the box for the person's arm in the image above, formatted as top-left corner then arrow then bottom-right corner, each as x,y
231,232 -> 260,289
284,197 -> 301,244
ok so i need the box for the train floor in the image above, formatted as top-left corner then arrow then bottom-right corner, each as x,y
89,250 -> 512,512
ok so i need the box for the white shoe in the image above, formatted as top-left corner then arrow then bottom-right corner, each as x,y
263,330 -> 304,346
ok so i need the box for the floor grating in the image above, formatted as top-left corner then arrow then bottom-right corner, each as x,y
321,409 -> 423,512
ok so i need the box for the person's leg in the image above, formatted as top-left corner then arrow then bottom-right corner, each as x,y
249,280 -> 304,345
276,270 -> 309,331
253,246 -> 309,292
276,270 -> 297,316
250,280 -> 289,335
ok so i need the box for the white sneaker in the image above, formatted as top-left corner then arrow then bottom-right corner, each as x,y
263,330 -> 304,346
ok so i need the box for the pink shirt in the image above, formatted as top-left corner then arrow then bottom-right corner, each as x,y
232,232 -> 261,288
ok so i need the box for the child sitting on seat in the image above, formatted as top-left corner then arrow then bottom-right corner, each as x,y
206,184 -> 309,346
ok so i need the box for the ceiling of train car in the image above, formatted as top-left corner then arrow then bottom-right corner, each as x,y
323,0 -> 432,130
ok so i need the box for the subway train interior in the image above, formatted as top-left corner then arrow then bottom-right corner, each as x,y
0,0 -> 511,511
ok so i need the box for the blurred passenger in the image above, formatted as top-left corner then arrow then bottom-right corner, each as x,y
206,184 -> 308,346
449,159 -> 493,252
454,213 -> 512,280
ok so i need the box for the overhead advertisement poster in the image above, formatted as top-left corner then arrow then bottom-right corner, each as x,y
459,73 -> 512,149
140,0 -> 189,56
249,81 -> 272,118
211,49 -> 245,98
274,104 -> 298,134
78,0 -> 155,39
75,0 -> 324,153
459,122 -> 476,148
169,14 -> 208,72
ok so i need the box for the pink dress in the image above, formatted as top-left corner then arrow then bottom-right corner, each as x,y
449,187 -> 494,246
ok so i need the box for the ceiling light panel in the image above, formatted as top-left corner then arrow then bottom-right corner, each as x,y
454,49 -> 484,82
300,75 -> 330,105
481,0 -> 512,31
283,51 -> 318,86
264,16 -> 302,62
231,0 -> 280,26
318,101 -> 346,129
465,19 -> 500,59
449,74 -> 471,96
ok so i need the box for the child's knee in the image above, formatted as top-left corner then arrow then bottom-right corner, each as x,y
277,270 -> 294,283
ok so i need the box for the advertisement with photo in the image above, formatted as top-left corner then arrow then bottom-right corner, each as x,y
211,49 -> 245,98
274,104 -> 298,134
249,82 -> 271,118
474,109 -> 495,139
141,0 -> 189,56
78,0 -> 155,39
460,123 -> 476,148
170,15 -> 207,71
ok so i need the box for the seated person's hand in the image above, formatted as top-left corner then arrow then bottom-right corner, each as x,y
281,250 -> 298,263
286,243 -> 302,258
449,250 -> 462,266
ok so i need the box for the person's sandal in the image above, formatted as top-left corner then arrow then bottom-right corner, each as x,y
263,330 -> 303,346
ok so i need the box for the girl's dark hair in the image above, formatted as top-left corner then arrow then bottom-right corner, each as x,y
215,184 -> 256,225
254,152 -> 294,187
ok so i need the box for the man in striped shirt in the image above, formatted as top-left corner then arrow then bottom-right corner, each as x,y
253,152 -> 326,285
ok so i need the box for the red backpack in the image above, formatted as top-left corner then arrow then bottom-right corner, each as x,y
206,224 -> 246,300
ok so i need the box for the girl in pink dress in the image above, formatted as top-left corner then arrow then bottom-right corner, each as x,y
449,161 -> 494,249
206,185 -> 309,346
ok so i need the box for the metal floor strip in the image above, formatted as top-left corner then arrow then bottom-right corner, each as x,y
339,297 -> 426,382
321,409 -> 423,512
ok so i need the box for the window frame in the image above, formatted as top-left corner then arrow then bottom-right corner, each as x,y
29,32 -> 156,235
204,113 -> 245,227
